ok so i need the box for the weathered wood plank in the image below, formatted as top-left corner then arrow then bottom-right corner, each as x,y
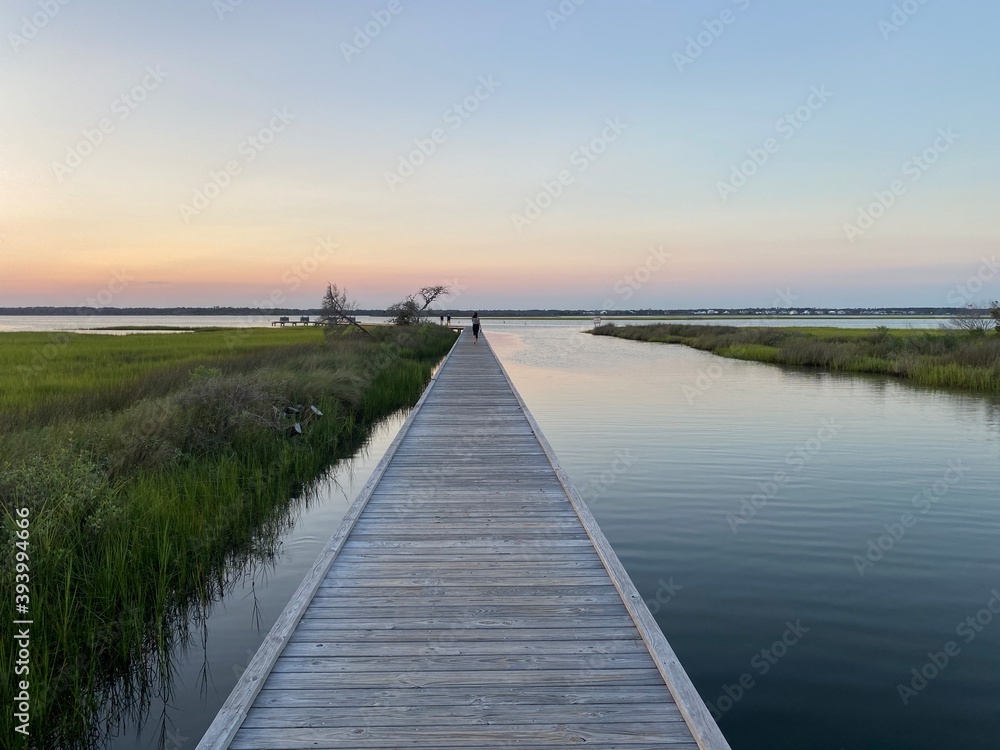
229,723 -> 700,749
251,683 -> 675,707
269,652 -> 655,673
259,667 -> 670,690
307,597 -> 626,612
288,626 -> 646,643
367,493 -> 568,499
241,702 -> 685,728
334,552 -> 604,563
336,540 -> 598,552
299,604 -> 631,620
280,639 -> 647,658
359,512 -> 581,521
314,570 -> 608,589
351,519 -> 585,530
315,581 -> 615,594
324,560 -> 606,574
346,529 -> 591,539
315,581 -> 618,594
289,615 -> 638,630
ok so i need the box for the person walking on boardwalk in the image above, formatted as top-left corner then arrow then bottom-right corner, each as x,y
471,312 -> 481,344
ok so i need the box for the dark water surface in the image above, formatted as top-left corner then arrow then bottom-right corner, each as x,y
489,323 -> 1000,750
101,320 -> 998,750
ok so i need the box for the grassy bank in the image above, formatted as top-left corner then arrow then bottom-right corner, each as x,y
592,323 -> 1000,392
0,324 -> 456,747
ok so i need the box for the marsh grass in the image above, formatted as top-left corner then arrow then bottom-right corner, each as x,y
715,344 -> 781,363
0,328 -> 327,434
593,323 -> 1000,393
0,324 -> 456,748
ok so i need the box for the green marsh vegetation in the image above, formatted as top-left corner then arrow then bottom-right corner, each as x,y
592,323 -> 1000,393
0,324 -> 456,747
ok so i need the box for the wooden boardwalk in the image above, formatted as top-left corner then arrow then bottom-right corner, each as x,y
198,329 -> 730,749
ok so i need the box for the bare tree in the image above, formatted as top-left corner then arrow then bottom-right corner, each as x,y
320,283 -> 372,337
948,303 -> 997,333
387,285 -> 451,325
417,285 -> 449,315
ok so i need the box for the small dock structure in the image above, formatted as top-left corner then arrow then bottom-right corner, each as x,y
272,315 -> 319,327
198,329 -> 731,749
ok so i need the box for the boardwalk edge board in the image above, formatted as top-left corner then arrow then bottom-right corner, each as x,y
490,332 -> 733,750
195,330 -> 464,749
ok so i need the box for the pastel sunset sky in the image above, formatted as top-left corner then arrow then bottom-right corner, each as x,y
2,0 -> 997,309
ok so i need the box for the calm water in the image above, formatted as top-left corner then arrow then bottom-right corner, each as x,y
54,318 -> 996,749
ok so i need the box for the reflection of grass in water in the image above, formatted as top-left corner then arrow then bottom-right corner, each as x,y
593,323 -> 1000,393
0,324 -> 456,748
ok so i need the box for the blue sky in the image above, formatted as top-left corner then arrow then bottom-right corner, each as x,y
2,0 -> 997,308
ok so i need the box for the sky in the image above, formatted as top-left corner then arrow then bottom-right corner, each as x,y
1,0 -> 998,310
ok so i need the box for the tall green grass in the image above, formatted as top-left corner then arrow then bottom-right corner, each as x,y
0,324 -> 456,748
0,328 -> 326,434
592,323 -> 1000,393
